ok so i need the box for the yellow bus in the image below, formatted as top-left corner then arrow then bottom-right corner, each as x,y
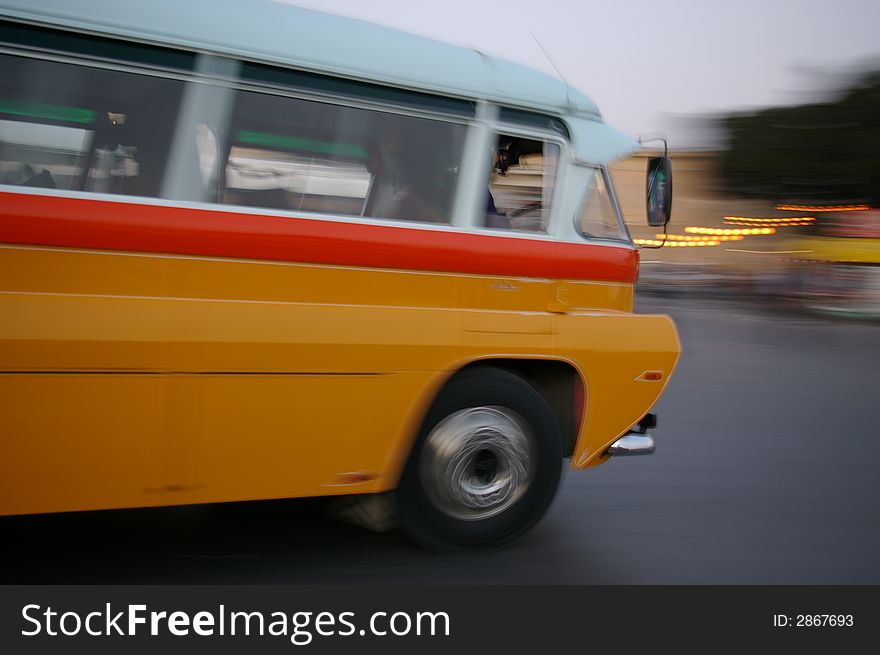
0,0 -> 680,549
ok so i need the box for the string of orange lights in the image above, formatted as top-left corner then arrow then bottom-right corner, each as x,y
723,216 -> 815,226
685,227 -> 776,236
634,239 -> 721,247
775,204 -> 871,212
636,205 -> 875,250
634,226 -> 780,247
655,233 -> 744,242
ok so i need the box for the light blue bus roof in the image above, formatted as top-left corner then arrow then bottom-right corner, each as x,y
0,0 -> 641,163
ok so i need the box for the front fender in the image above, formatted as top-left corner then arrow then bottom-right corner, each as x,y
554,312 -> 680,468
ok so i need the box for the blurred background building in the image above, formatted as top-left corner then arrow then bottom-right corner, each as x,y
609,67 -> 880,318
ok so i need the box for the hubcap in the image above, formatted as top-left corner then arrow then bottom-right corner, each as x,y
420,407 -> 534,520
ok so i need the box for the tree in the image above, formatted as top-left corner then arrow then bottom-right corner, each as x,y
717,70 -> 880,206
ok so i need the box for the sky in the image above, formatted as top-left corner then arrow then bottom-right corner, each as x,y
281,0 -> 880,147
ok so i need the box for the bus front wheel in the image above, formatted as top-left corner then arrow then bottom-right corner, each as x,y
396,368 -> 562,551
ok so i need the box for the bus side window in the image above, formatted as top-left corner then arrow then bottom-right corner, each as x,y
485,135 -> 560,232
222,87 -> 466,224
0,55 -> 92,191
0,53 -> 183,198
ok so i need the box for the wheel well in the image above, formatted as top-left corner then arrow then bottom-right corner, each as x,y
453,359 -> 583,458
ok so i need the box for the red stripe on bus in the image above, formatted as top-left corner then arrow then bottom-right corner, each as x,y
0,192 -> 638,282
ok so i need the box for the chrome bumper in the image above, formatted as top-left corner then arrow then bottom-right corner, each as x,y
608,432 -> 655,456
608,413 -> 657,456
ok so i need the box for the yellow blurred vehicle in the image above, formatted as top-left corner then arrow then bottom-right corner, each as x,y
0,0 -> 679,548
785,211 -> 880,318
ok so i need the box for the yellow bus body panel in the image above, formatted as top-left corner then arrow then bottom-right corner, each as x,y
0,244 -> 679,515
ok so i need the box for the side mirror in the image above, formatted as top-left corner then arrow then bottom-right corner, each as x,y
646,157 -> 672,227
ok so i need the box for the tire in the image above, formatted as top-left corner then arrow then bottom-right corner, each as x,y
396,367 -> 562,551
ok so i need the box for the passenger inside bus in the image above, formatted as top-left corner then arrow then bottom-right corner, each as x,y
485,189 -> 510,228
484,142 -> 510,228
364,114 -> 454,224
365,133 -> 445,223
485,135 -> 558,232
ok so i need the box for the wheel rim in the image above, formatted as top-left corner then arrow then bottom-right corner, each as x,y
420,407 -> 535,521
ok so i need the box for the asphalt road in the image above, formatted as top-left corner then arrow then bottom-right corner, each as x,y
2,295 -> 878,584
